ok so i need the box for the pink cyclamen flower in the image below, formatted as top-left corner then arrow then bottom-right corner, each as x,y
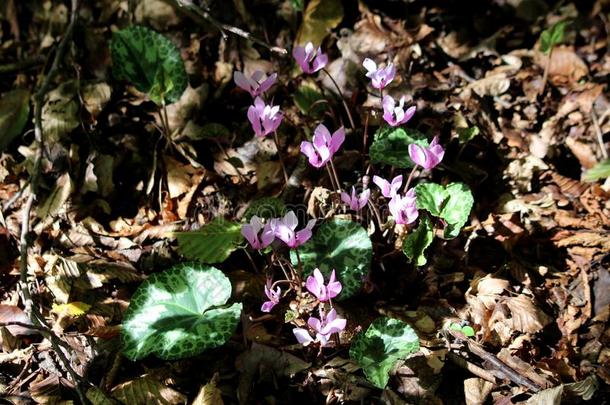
234,70 -> 277,98
293,42 -> 328,74
389,188 -> 419,225
272,211 -> 315,248
306,268 -> 342,302
261,281 -> 281,312
300,124 -> 345,168
293,308 -> 347,347
241,215 -> 275,249
382,95 -> 416,127
247,97 -> 283,137
373,175 -> 403,198
408,136 -> 445,170
363,58 -> 396,89
341,187 -> 370,211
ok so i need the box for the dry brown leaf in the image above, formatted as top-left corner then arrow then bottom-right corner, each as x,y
464,377 -> 493,405
192,375 -> 223,405
0,304 -> 38,335
535,46 -> 588,85
502,295 -> 552,334
111,375 -> 186,405
469,74 -> 511,97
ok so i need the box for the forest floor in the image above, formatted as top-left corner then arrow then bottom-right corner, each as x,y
0,0 -> 609,404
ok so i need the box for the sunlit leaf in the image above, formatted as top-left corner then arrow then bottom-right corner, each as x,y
121,263 -> 242,360
111,375 -> 187,404
350,317 -> 420,388
583,159 -> 610,182
110,25 -> 187,104
540,21 -> 567,54
415,182 -> 473,239
175,219 -> 244,263
402,217 -> 434,266
295,0 -> 343,46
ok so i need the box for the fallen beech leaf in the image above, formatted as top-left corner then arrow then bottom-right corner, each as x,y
0,305 -> 38,335
469,73 -> 510,97
295,0 -> 343,46
535,46 -> 588,85
192,375 -> 223,405
111,375 -> 186,405
52,301 -> 91,317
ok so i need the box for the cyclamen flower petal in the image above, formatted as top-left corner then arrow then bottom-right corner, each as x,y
273,211 -> 315,248
294,309 -> 347,347
382,95 -> 416,127
247,97 -> 283,137
261,281 -> 281,312
305,268 -> 342,301
389,188 -> 419,225
363,58 -> 396,89
341,187 -> 370,211
241,216 -> 275,249
233,70 -> 277,98
293,42 -> 328,74
300,124 -> 345,168
373,175 -> 403,198
408,136 -> 445,170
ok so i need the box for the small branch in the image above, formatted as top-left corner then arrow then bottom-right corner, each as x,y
0,56 -> 45,74
163,0 -> 287,55
591,109 -> 608,160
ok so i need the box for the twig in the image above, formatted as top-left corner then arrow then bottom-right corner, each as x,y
0,56 -> 45,74
162,0 -> 288,55
17,1 -> 90,403
591,109 -> 608,160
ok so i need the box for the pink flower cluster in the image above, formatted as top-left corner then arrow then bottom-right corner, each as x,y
300,124 -> 345,168
234,70 -> 282,138
293,308 -> 346,347
373,175 -> 418,225
242,211 -> 315,251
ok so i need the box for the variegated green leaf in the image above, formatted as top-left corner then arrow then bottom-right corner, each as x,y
291,219 -> 372,299
402,217 -> 434,266
415,182 -> 473,239
121,263 -> 242,360
369,127 -> 429,168
110,25 -> 187,104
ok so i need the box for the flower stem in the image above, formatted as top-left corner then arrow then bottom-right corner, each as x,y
540,46 -> 553,95
273,130 -> 290,186
322,68 -> 356,130
326,164 -> 338,192
328,159 -> 342,191
403,165 -> 418,193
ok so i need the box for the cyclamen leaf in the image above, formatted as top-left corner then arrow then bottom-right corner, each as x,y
369,126 -> 429,168
244,197 -> 286,221
415,182 -> 474,239
175,219 -> 243,264
294,82 -> 326,118
583,159 -> 610,182
350,317 -> 420,388
291,219 -> 372,299
110,25 -> 187,104
402,217 -> 434,266
121,263 -> 242,360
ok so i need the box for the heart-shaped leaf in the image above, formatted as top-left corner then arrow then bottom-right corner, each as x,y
540,21 -> 567,54
110,25 -> 187,104
291,219 -> 371,300
402,217 -> 434,266
369,126 -> 429,168
350,317 -> 420,388
175,219 -> 244,263
121,263 -> 242,360
415,182 -> 473,239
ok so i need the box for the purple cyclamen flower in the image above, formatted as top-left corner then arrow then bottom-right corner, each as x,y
305,268 -> 342,302
272,211 -> 315,248
293,42 -> 328,74
300,124 -> 345,168
408,136 -> 445,170
389,189 -> 419,225
247,97 -> 283,137
363,58 -> 396,89
261,281 -> 281,312
341,187 -> 370,211
234,70 -> 277,98
373,175 -> 403,198
292,308 -> 347,347
241,215 -> 275,249
382,95 -> 416,127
